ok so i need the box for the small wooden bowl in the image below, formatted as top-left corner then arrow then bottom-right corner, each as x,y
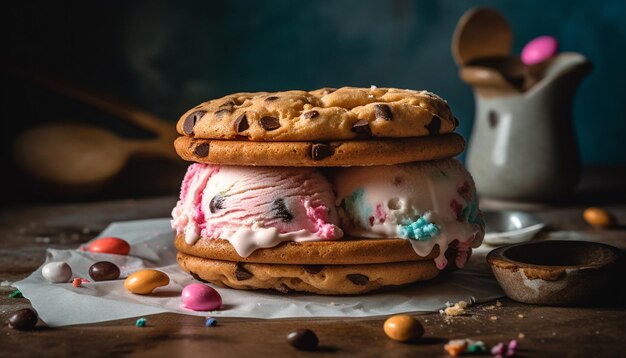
487,240 -> 620,306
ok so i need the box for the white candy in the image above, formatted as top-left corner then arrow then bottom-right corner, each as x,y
42,262 -> 72,283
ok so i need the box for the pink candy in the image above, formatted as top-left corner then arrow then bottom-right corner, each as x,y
182,283 -> 222,311
521,36 -> 558,65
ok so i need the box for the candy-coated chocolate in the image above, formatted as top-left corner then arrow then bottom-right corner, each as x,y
136,317 -> 147,327
583,207 -> 617,228
42,261 -> 72,283
182,283 -> 222,311
383,315 -> 424,342
124,269 -> 169,294
8,308 -> 38,331
286,328 -> 319,351
205,317 -> 218,327
521,35 -> 558,65
88,237 -> 131,255
89,261 -> 121,281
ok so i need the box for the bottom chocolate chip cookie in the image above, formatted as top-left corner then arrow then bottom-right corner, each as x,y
176,252 -> 441,295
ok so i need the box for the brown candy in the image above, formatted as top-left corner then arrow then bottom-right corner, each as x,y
259,116 -> 281,130
383,315 -> 424,342
89,261 -> 121,281
286,328 -> 319,351
8,308 -> 38,331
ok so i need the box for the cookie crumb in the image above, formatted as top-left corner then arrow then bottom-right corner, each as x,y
443,300 -> 468,316
496,300 -> 503,307
518,314 -> 524,318
490,316 -> 498,321
518,333 -> 525,339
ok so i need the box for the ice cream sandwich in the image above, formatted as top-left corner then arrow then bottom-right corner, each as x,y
172,87 -> 484,295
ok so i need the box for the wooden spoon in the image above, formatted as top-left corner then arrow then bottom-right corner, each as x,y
452,8 -> 524,95
452,7 -> 513,66
13,123 -> 179,190
12,72 -> 181,193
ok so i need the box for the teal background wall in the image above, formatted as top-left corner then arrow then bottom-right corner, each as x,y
2,0 -> 626,165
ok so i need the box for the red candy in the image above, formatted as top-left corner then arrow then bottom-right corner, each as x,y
88,237 -> 131,255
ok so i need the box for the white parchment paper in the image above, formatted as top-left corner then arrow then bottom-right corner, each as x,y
14,218 -> 503,327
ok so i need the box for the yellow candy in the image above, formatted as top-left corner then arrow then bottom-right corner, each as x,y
583,207 -> 617,229
124,269 -> 170,295
383,315 -> 425,342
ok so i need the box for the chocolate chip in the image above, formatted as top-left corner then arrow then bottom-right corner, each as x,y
425,115 -> 441,135
302,265 -> 324,274
234,113 -> 249,132
8,308 -> 38,331
209,194 -> 224,213
183,110 -> 206,135
351,120 -> 372,137
303,110 -> 319,119
375,104 -> 393,121
190,272 -> 210,283
286,328 -> 319,351
272,198 -> 294,222
347,273 -> 369,285
193,143 -> 209,157
265,96 -> 279,101
88,261 -> 120,281
235,263 -> 253,281
453,116 -> 460,127
488,111 -> 498,128
214,108 -> 232,117
311,143 -> 334,161
259,116 -> 280,130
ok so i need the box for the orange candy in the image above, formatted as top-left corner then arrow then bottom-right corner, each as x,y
88,237 -> 131,255
583,207 -> 617,229
383,315 -> 425,342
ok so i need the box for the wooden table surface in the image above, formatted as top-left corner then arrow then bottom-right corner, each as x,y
1,168 -> 625,357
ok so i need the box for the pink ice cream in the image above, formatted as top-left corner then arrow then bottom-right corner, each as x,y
171,164 -> 343,257
333,159 -> 484,270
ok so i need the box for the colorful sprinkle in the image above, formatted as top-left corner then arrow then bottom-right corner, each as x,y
491,340 -> 517,357
444,338 -> 486,356
8,289 -> 23,298
72,278 -> 82,287
136,317 -> 147,327
398,216 -> 440,240
205,317 -> 218,327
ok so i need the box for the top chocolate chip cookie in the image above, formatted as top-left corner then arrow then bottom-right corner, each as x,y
177,87 -> 458,141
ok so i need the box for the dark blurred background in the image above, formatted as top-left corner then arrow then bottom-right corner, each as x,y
1,0 -> 625,203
